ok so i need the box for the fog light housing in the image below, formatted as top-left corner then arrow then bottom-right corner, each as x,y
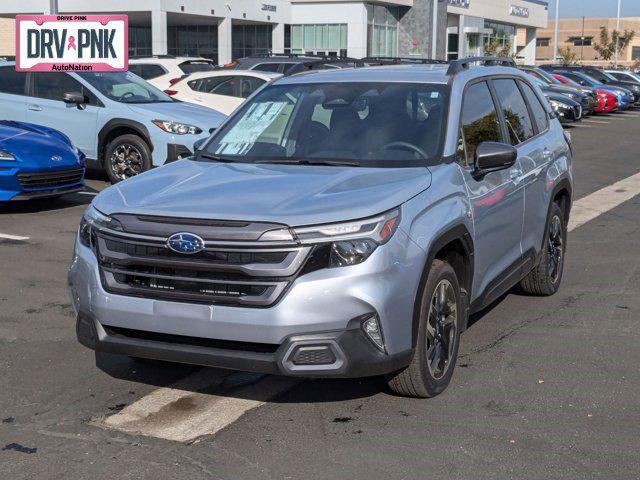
361,314 -> 385,353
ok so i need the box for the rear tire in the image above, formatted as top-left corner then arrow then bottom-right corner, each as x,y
519,202 -> 566,296
386,259 -> 462,398
104,134 -> 151,184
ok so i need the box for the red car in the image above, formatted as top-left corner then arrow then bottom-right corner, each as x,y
552,73 -> 618,113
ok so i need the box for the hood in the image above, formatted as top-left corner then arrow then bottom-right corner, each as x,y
126,101 -> 226,130
545,91 -> 580,106
0,120 -> 80,168
545,85 -> 585,99
94,160 -> 432,226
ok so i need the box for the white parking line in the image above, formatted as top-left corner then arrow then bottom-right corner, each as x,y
571,124 -> 592,128
569,170 -> 640,231
583,119 -> 609,124
78,191 -> 97,196
0,233 -> 30,241
95,170 -> 640,444
96,369 -> 298,443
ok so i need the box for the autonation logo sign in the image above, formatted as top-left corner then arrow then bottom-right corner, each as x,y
16,14 -> 128,72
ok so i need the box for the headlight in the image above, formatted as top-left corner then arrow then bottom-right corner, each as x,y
78,205 -> 123,249
0,149 -> 15,161
152,120 -> 203,135
549,99 -> 561,112
562,92 -> 577,99
292,209 -> 400,268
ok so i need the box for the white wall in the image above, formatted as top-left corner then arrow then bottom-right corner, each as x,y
290,2 -> 368,58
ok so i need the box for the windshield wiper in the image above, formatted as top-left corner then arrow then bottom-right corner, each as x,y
255,158 -> 359,167
198,153 -> 237,163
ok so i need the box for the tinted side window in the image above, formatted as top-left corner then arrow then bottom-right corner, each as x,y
142,64 -> 166,79
239,77 -> 266,98
210,78 -> 237,96
0,67 -> 27,95
188,76 -> 235,95
31,72 -> 100,106
252,63 -> 281,73
519,81 -> 548,133
459,81 -> 503,165
128,64 -> 144,77
493,79 -> 534,145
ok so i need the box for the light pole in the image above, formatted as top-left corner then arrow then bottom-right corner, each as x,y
431,0 -> 439,59
614,0 -> 621,68
49,0 -> 58,14
553,0 -> 560,62
581,16 -> 585,61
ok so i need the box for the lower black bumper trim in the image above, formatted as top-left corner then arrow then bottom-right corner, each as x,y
76,313 -> 413,378
10,185 -> 84,200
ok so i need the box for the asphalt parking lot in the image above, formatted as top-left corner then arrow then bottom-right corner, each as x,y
1,112 -> 640,479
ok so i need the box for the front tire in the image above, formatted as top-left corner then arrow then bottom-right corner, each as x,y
519,202 -> 566,296
104,134 -> 151,184
387,259 -> 462,398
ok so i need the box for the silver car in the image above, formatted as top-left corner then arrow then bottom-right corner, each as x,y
68,57 -> 573,398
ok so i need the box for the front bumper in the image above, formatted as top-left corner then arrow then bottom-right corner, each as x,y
0,165 -> 85,201
76,312 -> 413,377
68,226 -> 426,378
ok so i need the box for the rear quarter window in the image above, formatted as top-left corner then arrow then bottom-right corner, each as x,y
518,80 -> 549,133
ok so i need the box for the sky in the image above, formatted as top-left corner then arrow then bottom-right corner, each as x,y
547,0 -> 640,19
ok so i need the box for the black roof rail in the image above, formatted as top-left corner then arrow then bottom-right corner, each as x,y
283,58 -> 365,76
446,56 -> 516,75
362,56 -> 448,65
248,52 -> 328,59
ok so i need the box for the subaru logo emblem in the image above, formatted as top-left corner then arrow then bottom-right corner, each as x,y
51,155 -> 62,162
166,232 -> 205,254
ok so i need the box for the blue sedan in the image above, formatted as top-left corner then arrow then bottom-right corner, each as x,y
0,121 -> 85,202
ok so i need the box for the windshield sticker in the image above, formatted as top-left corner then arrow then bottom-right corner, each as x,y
216,101 -> 288,155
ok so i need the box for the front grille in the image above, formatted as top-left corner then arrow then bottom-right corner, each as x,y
96,227 -> 311,307
18,167 -> 84,190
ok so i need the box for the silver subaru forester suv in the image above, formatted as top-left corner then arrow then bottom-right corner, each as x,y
69,57 -> 573,398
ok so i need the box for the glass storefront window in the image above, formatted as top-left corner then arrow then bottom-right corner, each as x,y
483,21 -> 516,48
366,4 -> 399,57
231,24 -> 273,60
290,24 -> 348,55
167,25 -> 218,60
129,26 -> 152,57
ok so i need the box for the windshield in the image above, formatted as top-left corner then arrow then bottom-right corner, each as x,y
79,71 -> 173,103
586,69 -> 616,84
202,82 -> 448,168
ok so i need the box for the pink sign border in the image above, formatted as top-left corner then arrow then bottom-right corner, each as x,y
15,14 -> 129,72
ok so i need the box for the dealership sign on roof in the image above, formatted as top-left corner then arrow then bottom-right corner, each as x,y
15,15 -> 128,72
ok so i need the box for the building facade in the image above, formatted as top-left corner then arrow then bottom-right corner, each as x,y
0,0 -> 546,65
537,17 -> 640,67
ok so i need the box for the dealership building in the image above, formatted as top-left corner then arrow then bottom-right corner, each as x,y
0,0 -> 547,64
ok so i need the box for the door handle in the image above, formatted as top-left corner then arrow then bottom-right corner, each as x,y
28,104 -> 42,111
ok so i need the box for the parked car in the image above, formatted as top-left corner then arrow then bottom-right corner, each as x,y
520,66 -> 596,114
525,72 -> 593,115
129,56 -> 217,90
540,65 -> 640,103
70,57 -> 573,398
605,69 -> 640,84
166,70 -> 281,115
226,53 -> 358,74
553,74 -> 618,114
552,70 -> 634,110
545,92 -> 583,123
0,120 -> 85,202
0,62 -> 226,184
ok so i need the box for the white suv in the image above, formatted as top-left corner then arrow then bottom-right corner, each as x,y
129,56 -> 217,90
167,70 -> 281,115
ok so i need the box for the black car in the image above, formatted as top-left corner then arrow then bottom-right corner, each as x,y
520,66 -> 597,114
540,65 -> 640,103
544,91 -> 583,123
225,53 -> 359,74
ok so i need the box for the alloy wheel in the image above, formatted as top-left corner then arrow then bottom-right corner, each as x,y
110,143 -> 144,181
425,279 -> 457,380
548,215 -> 564,283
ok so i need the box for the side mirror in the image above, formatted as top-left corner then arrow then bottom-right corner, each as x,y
193,138 -> 207,153
63,91 -> 86,108
473,141 -> 517,178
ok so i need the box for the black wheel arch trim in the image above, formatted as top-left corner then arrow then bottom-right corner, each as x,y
411,224 -> 474,347
98,119 -> 154,164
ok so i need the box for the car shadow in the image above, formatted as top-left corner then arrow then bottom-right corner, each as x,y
95,293 -> 516,404
96,350 -> 393,404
